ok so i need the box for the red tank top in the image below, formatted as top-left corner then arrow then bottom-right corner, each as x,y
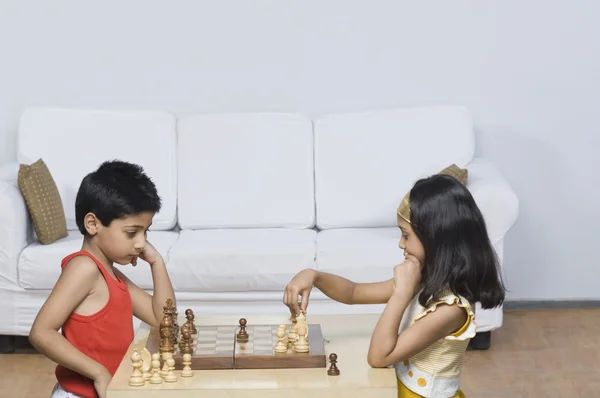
55,251 -> 134,398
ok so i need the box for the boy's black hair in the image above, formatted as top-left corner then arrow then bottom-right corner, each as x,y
409,174 -> 506,309
75,160 -> 162,235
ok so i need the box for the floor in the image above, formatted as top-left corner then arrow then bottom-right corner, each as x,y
1,308 -> 598,398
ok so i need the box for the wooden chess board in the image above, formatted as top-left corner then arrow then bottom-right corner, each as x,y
145,323 -> 327,370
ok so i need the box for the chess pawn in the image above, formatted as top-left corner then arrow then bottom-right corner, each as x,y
181,353 -> 194,377
164,357 -> 178,382
274,326 -> 288,353
237,318 -> 249,342
294,319 -> 310,353
287,315 -> 298,346
185,309 -> 198,334
327,353 -> 340,376
280,324 -> 289,346
160,352 -> 172,378
128,349 -> 145,386
180,324 -> 194,355
149,353 -> 164,384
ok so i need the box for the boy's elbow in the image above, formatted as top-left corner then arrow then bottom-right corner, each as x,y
28,326 -> 43,349
29,323 -> 56,349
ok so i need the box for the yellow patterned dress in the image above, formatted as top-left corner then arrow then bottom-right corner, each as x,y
395,289 -> 476,398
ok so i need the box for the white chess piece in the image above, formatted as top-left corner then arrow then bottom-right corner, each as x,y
149,353 -> 164,384
280,324 -> 289,346
141,348 -> 152,381
288,315 -> 298,348
160,352 -> 171,378
128,349 -> 145,386
181,353 -> 194,377
274,325 -> 288,353
164,357 -> 178,382
294,315 -> 310,353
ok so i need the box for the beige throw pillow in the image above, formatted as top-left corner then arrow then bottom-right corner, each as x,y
18,159 -> 68,244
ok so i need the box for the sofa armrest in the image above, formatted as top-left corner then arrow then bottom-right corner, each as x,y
0,179 -> 31,289
465,157 -> 519,245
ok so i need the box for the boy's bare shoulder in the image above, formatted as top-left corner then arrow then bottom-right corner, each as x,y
61,255 -> 100,280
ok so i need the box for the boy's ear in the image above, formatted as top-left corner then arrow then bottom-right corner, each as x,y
84,213 -> 101,235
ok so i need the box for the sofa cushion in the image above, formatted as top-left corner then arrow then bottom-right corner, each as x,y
316,228 -> 403,283
314,106 -> 475,229
17,107 -> 178,231
17,159 -> 68,244
18,230 -> 179,290
168,229 -> 316,292
177,113 -> 315,229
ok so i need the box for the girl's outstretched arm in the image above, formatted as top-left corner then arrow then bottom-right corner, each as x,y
284,269 -> 394,316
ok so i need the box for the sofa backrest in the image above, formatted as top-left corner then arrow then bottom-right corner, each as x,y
17,107 -> 178,231
177,113 -> 315,229
314,106 -> 475,229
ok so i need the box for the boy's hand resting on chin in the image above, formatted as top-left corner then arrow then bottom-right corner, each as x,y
132,241 -> 161,267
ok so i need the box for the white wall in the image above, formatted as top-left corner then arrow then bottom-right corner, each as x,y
1,1 -> 598,300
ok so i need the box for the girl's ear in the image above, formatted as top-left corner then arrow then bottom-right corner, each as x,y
83,213 -> 101,235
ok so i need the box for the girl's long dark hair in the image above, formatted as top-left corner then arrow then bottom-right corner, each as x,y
409,174 -> 505,309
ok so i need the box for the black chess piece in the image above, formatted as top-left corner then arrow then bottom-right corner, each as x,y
237,318 -> 249,343
185,309 -> 197,334
327,353 -> 340,376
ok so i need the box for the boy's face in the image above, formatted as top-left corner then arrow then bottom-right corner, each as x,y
92,211 -> 154,265
397,215 -> 425,265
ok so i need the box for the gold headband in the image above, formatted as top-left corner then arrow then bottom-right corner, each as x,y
397,164 -> 468,225
397,191 -> 411,224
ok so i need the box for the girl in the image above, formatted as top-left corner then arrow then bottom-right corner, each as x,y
284,173 -> 505,397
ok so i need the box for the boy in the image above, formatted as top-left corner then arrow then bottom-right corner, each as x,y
29,160 -> 176,398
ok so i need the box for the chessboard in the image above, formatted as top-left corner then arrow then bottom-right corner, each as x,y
144,300 -> 327,371
234,323 -> 325,369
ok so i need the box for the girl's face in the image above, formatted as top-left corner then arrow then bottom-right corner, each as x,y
397,215 -> 425,265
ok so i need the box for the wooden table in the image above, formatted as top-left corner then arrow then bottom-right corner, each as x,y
107,313 -> 397,397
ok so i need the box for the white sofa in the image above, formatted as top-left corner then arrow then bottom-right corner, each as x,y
0,105 -> 518,350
